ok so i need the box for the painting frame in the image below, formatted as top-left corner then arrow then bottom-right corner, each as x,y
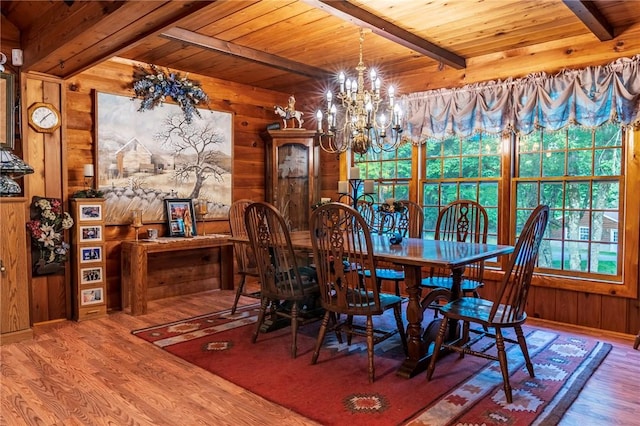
81,287 -> 104,306
1,72 -> 15,149
80,246 -> 103,263
80,225 -> 102,242
94,90 -> 233,225
79,203 -> 103,221
164,198 -> 197,237
80,266 -> 103,284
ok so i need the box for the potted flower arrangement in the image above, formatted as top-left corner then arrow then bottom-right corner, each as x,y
26,196 -> 74,276
131,64 -> 209,123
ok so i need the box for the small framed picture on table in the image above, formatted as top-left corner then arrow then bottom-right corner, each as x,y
165,198 -> 197,237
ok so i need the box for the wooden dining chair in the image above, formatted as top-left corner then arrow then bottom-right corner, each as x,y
426,204 -> 549,403
371,199 -> 424,296
421,200 -> 489,300
228,199 -> 261,314
309,202 -> 407,382
244,202 -> 321,358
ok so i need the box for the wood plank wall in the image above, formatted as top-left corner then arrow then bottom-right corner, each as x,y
64,58 -> 338,312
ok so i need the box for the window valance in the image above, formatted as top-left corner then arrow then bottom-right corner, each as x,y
402,55 -> 640,142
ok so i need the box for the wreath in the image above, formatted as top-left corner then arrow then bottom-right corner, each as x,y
131,64 -> 209,123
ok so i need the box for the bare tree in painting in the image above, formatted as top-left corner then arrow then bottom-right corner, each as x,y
155,114 -> 227,199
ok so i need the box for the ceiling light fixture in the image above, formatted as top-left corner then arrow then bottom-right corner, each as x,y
315,28 -> 404,155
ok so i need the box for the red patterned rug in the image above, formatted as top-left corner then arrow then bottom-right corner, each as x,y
132,304 -> 610,426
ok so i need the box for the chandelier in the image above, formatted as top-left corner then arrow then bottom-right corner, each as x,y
315,28 -> 404,155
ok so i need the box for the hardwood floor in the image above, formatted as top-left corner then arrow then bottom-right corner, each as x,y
1,286 -> 639,425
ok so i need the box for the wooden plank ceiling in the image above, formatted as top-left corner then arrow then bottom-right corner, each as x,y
2,0 -> 640,94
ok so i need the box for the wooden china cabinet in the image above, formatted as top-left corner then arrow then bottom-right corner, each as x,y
260,129 -> 320,231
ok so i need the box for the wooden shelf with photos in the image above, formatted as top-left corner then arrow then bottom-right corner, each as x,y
70,198 -> 107,321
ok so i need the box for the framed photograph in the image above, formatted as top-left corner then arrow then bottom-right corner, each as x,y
95,91 -> 233,224
80,266 -> 103,284
81,288 -> 104,306
80,225 -> 102,242
165,198 -> 197,237
80,246 -> 103,263
1,72 -> 15,149
79,203 -> 103,221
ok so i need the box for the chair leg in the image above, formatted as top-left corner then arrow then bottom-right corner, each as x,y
346,315 -> 354,346
426,316 -> 448,381
366,316 -> 375,383
460,320 -> 470,358
515,325 -> 534,377
252,298 -> 269,343
495,328 -> 513,404
393,304 -> 408,355
231,274 -> 247,314
290,302 -> 299,358
312,311 -> 331,365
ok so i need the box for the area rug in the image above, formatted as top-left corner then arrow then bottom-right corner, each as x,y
132,305 -> 611,426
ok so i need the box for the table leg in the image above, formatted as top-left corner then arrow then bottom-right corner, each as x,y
129,244 -> 148,316
446,266 -> 464,342
397,265 -> 428,378
634,331 -> 639,350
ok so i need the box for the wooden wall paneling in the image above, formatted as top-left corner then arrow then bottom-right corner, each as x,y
67,58 -> 293,311
629,297 -> 640,336
530,285 -> 556,320
24,74 -> 71,323
600,294 -> 628,333
576,292 -> 603,329
554,288 -> 578,325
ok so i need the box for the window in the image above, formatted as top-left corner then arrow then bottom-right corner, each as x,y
421,133 -> 502,243
353,121 -> 637,295
353,143 -> 412,203
579,226 -> 589,241
514,124 -> 623,280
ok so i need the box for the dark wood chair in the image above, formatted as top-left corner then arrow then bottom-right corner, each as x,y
309,202 -> 408,383
421,199 -> 489,300
244,202 -> 320,358
371,200 -> 424,296
426,204 -> 549,403
229,199 -> 260,314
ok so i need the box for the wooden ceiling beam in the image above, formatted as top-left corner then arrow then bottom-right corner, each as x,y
160,27 -> 332,80
562,0 -> 614,41
301,0 -> 466,70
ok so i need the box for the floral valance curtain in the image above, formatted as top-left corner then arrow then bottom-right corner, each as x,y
401,55 -> 640,142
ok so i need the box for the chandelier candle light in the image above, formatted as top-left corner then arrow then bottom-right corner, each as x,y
316,28 -> 404,155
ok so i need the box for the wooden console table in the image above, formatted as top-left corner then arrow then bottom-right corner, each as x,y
121,235 -> 234,316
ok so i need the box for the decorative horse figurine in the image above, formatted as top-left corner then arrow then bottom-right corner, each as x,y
274,105 -> 304,129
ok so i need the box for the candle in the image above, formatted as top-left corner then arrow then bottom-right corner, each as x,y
316,110 -> 323,132
198,200 -> 209,215
338,180 -> 349,194
83,164 -> 94,177
364,180 -> 374,194
350,166 -> 360,180
131,210 -> 142,227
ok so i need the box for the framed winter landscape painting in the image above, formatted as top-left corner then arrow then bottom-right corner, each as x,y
95,91 -> 233,224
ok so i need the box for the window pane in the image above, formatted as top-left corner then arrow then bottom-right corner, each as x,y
568,127 -> 593,149
567,150 -> 592,176
459,183 -> 478,200
516,182 -> 539,208
565,182 -> 590,209
443,158 -> 460,178
462,157 -> 480,177
542,152 -> 565,176
462,135 -> 480,155
442,137 -> 459,156
478,182 -> 498,207
592,181 -> 619,209
594,148 -> 621,176
482,155 -> 501,177
441,184 -> 458,204
423,184 -> 439,205
519,153 -> 540,177
426,158 -> 442,179
540,182 -> 563,209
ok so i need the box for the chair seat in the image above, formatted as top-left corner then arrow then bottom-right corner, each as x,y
421,276 -> 483,292
439,297 -> 527,327
360,268 -> 404,281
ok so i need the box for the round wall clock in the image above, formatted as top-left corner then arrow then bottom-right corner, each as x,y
28,102 -> 61,133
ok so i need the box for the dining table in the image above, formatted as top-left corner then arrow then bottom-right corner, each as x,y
287,231 -> 514,378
